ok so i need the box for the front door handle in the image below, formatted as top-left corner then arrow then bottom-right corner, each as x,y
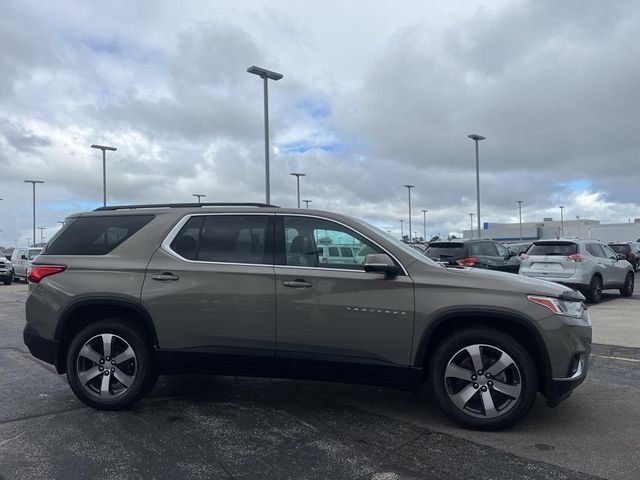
283,280 -> 313,288
151,272 -> 179,282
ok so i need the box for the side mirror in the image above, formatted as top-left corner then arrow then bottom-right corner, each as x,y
363,253 -> 400,275
21,255 -> 27,260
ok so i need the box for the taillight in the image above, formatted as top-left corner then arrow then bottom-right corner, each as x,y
565,254 -> 586,262
27,265 -> 67,283
521,254 -> 529,261
457,257 -> 477,266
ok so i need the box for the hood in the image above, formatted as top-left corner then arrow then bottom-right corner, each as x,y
429,265 -> 582,299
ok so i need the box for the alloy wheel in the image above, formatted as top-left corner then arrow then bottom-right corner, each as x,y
444,344 -> 522,419
76,333 -> 137,399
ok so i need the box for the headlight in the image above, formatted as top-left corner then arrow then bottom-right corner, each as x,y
527,295 -> 584,319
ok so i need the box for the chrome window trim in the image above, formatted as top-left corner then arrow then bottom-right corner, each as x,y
161,212 -> 275,267
278,213 -> 409,276
161,212 -> 409,275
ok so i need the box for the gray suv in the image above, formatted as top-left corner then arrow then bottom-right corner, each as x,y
519,239 -> 634,303
24,204 -> 592,430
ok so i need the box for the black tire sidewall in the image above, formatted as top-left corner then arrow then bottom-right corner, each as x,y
588,276 -> 602,303
431,328 -> 538,431
621,272 -> 634,297
66,319 -> 156,410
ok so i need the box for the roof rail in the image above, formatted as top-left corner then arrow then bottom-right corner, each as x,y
94,202 -> 279,211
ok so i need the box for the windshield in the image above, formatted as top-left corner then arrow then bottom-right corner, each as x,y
425,243 -> 465,258
362,221 -> 442,267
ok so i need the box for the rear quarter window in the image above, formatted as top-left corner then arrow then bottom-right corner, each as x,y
44,215 -> 154,255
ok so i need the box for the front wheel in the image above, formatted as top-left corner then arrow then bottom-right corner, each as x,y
431,328 -> 538,430
66,319 -> 158,410
3,274 -> 12,285
620,272 -> 634,297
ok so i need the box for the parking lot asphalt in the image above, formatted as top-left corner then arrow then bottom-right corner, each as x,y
1,279 -> 639,480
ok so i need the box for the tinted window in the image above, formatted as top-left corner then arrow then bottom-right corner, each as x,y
602,245 -> 618,259
528,242 -> 577,256
425,243 -> 466,259
468,243 -> 483,256
482,242 -> 499,256
173,215 -> 272,264
585,244 -> 605,258
340,247 -> 353,257
45,215 -> 154,255
494,243 -> 509,257
170,216 -> 203,260
283,216 -> 384,270
609,244 -> 628,254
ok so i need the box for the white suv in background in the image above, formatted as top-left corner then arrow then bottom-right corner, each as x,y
519,239 -> 634,303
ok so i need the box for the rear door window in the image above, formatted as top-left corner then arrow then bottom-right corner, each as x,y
468,243 -> 483,256
528,242 -> 577,256
586,244 -> 606,258
481,242 -> 499,256
170,215 -> 273,265
44,215 -> 154,255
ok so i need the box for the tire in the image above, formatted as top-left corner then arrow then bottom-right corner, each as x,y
585,275 -> 603,303
3,273 -> 13,285
620,272 -> 634,297
431,328 -> 538,431
65,319 -> 158,410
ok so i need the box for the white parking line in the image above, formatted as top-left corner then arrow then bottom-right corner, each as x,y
592,354 -> 640,363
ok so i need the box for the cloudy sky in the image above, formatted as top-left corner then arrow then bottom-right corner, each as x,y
1,0 -> 639,246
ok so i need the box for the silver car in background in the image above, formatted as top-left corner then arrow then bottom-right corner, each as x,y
519,239 -> 634,303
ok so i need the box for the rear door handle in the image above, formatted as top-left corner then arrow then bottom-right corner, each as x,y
283,280 -> 313,288
151,272 -> 179,282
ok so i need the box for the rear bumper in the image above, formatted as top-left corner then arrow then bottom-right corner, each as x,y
23,323 -> 59,368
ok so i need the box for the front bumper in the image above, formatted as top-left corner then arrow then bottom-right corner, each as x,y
23,323 -> 60,369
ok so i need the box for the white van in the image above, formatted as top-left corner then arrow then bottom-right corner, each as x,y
12,247 -> 42,282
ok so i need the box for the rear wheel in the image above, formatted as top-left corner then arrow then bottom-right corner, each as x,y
431,328 -> 538,430
3,273 -> 12,285
585,275 -> 603,303
66,319 -> 158,410
620,272 -> 634,297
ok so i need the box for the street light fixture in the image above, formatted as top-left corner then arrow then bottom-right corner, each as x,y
24,180 -> 44,247
90,144 -> 117,207
469,213 -> 474,239
192,194 -> 206,204
421,209 -> 428,241
303,199 -> 312,209
290,173 -> 306,208
517,200 -> 523,241
404,185 -> 415,243
467,133 -> 485,238
559,205 -> 565,237
247,65 -> 283,205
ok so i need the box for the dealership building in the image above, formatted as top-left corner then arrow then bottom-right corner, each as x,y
462,218 -> 640,244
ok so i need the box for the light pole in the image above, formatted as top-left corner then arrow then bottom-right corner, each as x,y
469,213 -> 474,239
467,134 -> 485,238
421,209 -> 428,241
303,199 -> 312,209
90,144 -> 117,207
559,205 -> 565,237
247,66 -> 283,205
517,200 -> 523,241
576,216 -> 581,238
24,180 -> 44,247
400,219 -> 404,240
404,185 -> 414,243
290,173 -> 306,208
192,194 -> 206,204
38,227 -> 46,244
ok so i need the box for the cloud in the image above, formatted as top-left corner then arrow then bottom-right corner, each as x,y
1,0 -> 640,246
